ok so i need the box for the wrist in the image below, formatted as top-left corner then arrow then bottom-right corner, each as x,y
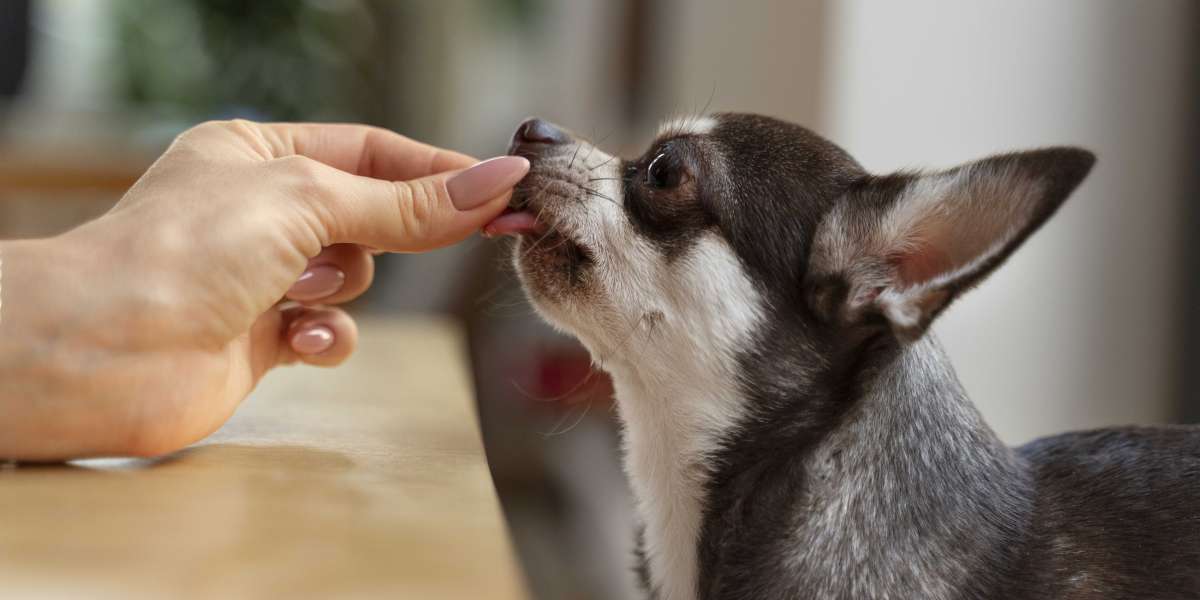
0,236 -> 91,346
0,237 -> 125,460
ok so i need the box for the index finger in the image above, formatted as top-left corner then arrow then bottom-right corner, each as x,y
255,122 -> 477,181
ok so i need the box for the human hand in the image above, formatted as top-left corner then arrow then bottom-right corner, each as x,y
0,120 -> 528,460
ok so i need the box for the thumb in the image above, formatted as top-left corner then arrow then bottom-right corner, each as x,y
283,155 -> 529,252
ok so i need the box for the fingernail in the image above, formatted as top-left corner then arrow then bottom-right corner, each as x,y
287,265 -> 345,301
291,326 -> 334,355
446,156 -> 530,211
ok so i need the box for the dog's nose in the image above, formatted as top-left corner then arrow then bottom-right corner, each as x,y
513,118 -> 569,147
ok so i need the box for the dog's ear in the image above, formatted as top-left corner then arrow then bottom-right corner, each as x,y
807,147 -> 1094,343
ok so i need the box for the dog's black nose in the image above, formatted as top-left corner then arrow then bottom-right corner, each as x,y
513,118 -> 569,146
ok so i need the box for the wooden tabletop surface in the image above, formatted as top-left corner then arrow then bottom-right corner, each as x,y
0,317 -> 528,599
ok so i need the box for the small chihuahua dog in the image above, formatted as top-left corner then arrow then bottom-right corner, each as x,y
491,114 -> 1200,600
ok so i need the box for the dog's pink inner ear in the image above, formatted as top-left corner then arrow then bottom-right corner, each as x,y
888,204 -> 1013,289
891,241 -> 952,287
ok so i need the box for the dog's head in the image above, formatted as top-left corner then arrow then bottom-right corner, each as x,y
494,113 -> 1093,371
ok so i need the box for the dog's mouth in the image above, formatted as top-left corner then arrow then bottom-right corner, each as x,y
485,207 -> 544,237
485,194 -> 595,271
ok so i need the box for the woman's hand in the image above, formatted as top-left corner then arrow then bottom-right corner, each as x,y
0,120 -> 527,461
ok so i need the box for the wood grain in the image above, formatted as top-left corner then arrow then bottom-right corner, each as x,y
0,317 -> 528,599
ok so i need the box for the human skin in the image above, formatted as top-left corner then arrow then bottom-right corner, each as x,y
0,120 -> 528,461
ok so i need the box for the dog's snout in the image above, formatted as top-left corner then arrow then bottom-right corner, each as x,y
511,118 -> 570,151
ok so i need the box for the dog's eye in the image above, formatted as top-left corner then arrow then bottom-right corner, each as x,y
646,152 -> 683,189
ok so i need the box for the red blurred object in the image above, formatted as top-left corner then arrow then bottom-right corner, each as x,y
517,343 -> 614,407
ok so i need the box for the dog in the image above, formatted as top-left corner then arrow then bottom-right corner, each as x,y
488,113 -> 1200,599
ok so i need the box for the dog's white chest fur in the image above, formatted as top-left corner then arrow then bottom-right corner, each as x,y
610,373 -> 739,600
599,236 -> 764,600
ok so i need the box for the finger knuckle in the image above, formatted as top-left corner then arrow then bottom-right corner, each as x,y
182,119 -> 237,140
274,156 -> 328,199
172,119 -> 266,159
270,156 -> 336,244
170,120 -> 220,151
394,179 -> 441,241
188,119 -> 227,135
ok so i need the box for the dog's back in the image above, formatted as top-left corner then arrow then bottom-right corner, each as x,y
1011,426 -> 1200,598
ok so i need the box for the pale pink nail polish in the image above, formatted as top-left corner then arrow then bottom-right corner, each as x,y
291,326 -> 335,355
446,156 -> 530,210
287,265 -> 345,301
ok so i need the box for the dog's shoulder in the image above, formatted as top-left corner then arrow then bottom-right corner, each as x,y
1014,425 -> 1200,599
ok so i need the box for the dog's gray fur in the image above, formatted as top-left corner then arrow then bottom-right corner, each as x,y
504,113 -> 1200,600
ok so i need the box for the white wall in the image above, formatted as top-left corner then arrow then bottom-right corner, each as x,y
822,0 -> 1196,442
650,0 -> 827,135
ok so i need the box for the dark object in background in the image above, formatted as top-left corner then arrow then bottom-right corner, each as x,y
0,0 -> 31,98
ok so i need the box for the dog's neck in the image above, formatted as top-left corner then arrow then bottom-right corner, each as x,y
607,333 -> 1033,600
603,312 -> 758,600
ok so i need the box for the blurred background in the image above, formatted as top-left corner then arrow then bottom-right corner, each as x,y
0,1 -> 1196,598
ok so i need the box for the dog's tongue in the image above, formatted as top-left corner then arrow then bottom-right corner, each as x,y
484,210 -> 541,237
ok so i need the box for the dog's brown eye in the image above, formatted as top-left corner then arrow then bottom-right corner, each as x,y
646,152 -> 683,189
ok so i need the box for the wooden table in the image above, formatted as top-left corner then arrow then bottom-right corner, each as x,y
0,318 -> 528,599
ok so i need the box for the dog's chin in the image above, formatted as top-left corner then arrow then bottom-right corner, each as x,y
511,227 -> 594,308
494,188 -> 596,309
